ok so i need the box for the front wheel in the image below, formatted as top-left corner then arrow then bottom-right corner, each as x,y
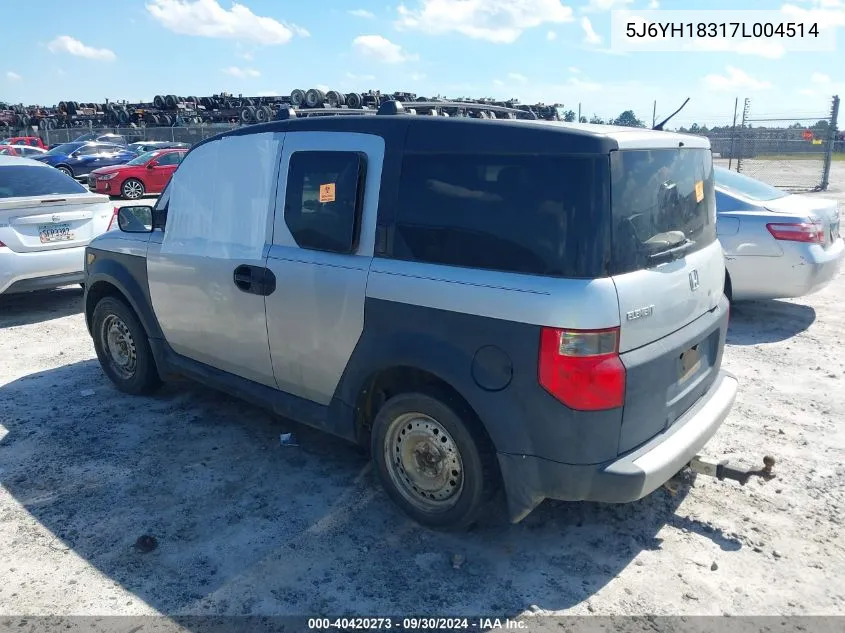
121,178 -> 145,200
91,296 -> 161,395
56,165 -> 73,178
371,392 -> 496,530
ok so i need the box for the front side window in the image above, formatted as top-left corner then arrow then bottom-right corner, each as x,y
284,151 -> 366,254
392,153 -> 609,278
127,151 -> 160,166
156,151 -> 184,166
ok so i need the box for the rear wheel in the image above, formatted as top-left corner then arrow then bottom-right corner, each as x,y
121,178 -> 145,200
371,391 -> 496,530
92,297 -> 161,395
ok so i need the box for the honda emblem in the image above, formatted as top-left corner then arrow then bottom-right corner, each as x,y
689,269 -> 700,291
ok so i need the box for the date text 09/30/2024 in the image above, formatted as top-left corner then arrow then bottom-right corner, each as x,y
308,618 -> 527,630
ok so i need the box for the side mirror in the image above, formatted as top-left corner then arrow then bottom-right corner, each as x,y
117,206 -> 154,233
146,162 -> 157,169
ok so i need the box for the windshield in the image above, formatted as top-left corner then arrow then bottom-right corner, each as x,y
46,142 -> 83,156
74,133 -> 97,142
715,166 -> 788,202
127,151 -> 161,166
610,148 -> 717,274
0,165 -> 87,198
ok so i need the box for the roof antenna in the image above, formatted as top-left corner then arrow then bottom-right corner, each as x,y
653,97 -> 690,131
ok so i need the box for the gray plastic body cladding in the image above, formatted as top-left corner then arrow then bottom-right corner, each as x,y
497,369 -> 737,520
335,296 -> 623,464
618,296 -> 729,454
84,245 -> 162,342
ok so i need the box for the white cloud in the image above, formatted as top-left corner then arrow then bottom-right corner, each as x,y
648,0 -> 659,8
221,65 -> 260,78
691,37 -> 785,59
547,30 -> 557,40
568,66 -> 581,73
395,0 -> 574,44
581,17 -> 602,44
238,51 -> 254,60
799,88 -> 816,96
47,35 -> 116,61
702,66 -> 772,91
6,71 -> 21,81
146,0 -> 308,45
257,90 -> 279,96
567,76 -> 602,91
493,79 -> 505,87
352,34 -> 418,62
345,71 -> 377,81
811,72 -> 831,84
782,1 -> 845,27
582,0 -> 632,11
349,9 -> 376,18
508,72 -> 528,83
410,72 -> 427,80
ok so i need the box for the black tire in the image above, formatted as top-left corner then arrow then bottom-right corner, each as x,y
92,296 -> 161,395
371,391 -> 497,530
161,114 -> 172,126
290,89 -> 306,107
254,105 -> 268,122
121,178 -> 145,200
326,90 -> 345,107
346,92 -> 363,109
56,165 -> 73,178
153,95 -> 165,109
165,95 -> 177,110
305,88 -> 325,108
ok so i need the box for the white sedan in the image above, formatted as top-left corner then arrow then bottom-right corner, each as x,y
0,156 -> 118,295
715,167 -> 843,301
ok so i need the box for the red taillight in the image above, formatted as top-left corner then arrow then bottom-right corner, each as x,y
766,222 -> 824,244
107,206 -> 120,231
538,327 -> 626,411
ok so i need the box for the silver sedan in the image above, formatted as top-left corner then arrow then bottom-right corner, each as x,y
715,167 -> 843,301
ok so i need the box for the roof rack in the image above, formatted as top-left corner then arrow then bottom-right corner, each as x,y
274,100 -> 538,121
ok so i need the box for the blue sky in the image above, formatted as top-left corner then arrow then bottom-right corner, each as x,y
1,0 -> 842,127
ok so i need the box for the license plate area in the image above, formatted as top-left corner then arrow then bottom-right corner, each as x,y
38,222 -> 74,243
679,343 -> 703,384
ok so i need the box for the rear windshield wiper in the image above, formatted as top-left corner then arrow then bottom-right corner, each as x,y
648,238 -> 696,262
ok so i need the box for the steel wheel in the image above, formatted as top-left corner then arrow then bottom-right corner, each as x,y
101,314 -> 137,380
384,412 -> 465,512
122,179 -> 144,199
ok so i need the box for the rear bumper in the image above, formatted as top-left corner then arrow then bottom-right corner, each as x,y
729,239 -> 844,300
497,370 -> 738,522
0,245 -> 86,295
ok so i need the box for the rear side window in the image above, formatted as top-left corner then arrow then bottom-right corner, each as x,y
0,165 -> 87,198
156,151 -> 184,166
610,148 -> 716,275
392,153 -> 610,278
284,151 -> 366,254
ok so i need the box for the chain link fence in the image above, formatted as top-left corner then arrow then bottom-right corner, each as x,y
38,122 -> 242,146
707,95 -> 841,192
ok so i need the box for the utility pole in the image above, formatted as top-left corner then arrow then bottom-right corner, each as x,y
652,100 -> 657,128
578,102 -> 581,122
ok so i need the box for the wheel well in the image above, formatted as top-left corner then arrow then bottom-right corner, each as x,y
724,270 -> 733,302
353,366 -> 495,453
85,281 -> 132,332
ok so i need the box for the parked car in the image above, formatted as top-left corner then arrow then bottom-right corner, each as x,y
0,156 -> 117,295
32,141 -> 137,180
715,167 -> 843,301
88,148 -> 187,199
0,144 -> 47,158
73,132 -> 128,146
127,141 -> 190,154
1,136 -> 47,149
83,108 -> 736,529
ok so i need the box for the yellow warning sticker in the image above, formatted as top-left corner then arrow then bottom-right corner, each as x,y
694,180 -> 704,203
319,183 -> 336,203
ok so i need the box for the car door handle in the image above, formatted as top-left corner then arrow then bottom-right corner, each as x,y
233,265 -> 276,296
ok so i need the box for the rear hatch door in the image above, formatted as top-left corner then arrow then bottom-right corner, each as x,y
609,146 -> 725,453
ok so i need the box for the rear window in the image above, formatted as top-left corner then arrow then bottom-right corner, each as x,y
715,166 -> 788,202
393,153 -> 610,278
610,148 -> 716,275
0,165 -> 87,198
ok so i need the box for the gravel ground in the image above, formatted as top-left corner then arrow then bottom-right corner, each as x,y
1,165 -> 843,622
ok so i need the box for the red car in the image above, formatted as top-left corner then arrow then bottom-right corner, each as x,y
88,148 -> 187,199
1,136 -> 47,149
